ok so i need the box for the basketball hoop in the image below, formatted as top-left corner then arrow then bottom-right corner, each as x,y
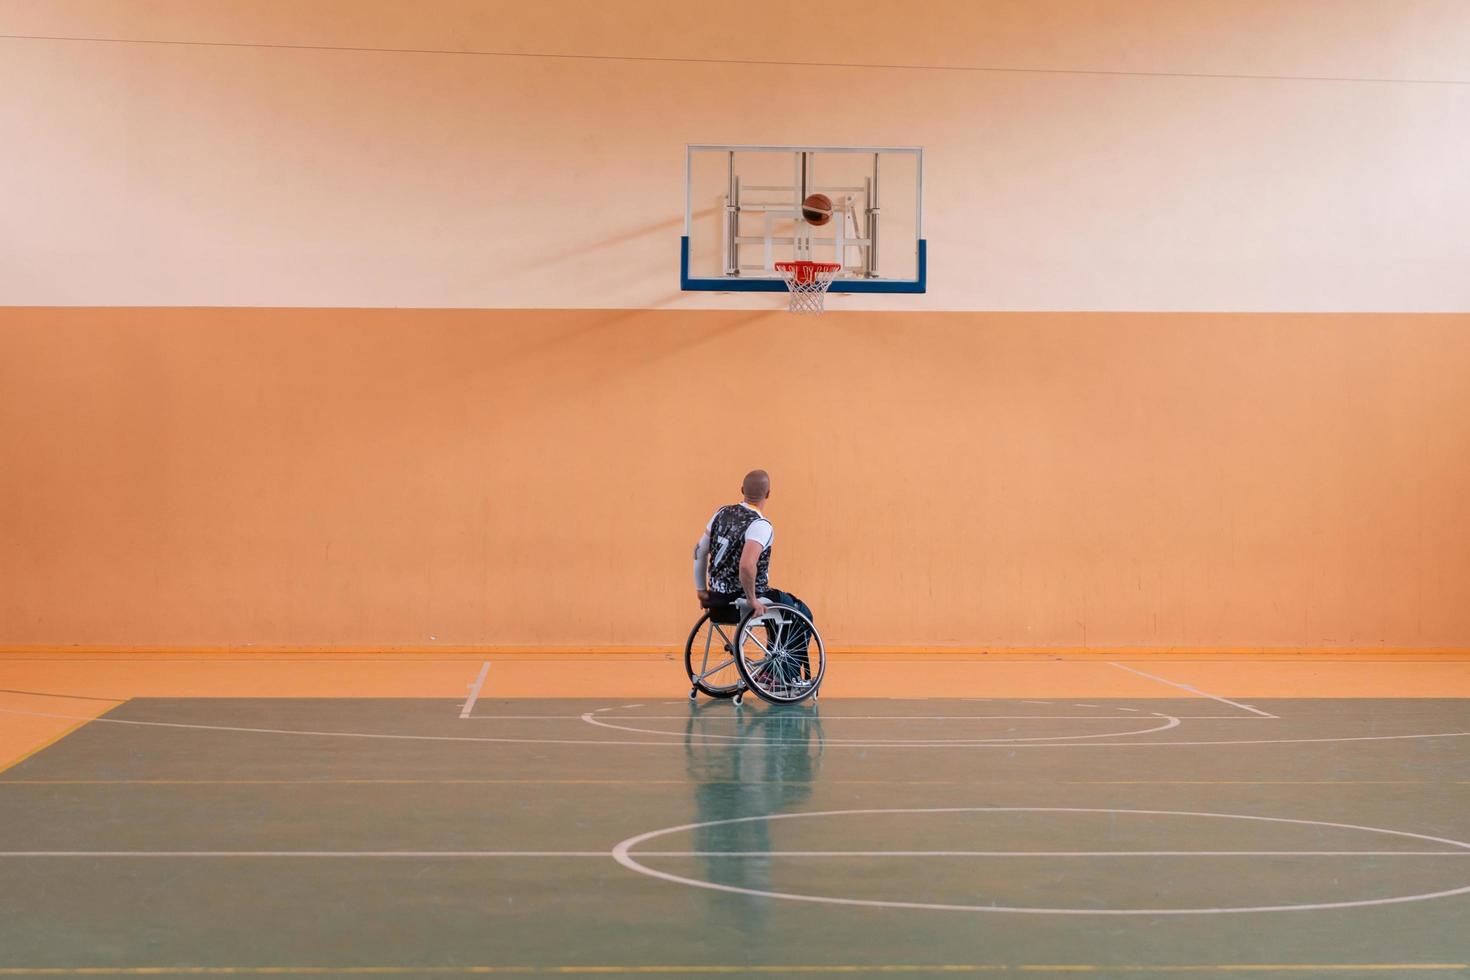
774,261 -> 842,315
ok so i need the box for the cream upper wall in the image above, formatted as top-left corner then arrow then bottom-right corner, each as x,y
1,0 -> 1467,311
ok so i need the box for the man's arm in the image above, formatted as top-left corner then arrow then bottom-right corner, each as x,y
738,540 -> 766,615
693,532 -> 710,603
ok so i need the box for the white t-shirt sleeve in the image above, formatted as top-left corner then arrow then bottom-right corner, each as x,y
744,518 -> 774,550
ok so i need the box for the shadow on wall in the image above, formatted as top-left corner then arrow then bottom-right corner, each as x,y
479,308 -> 778,391
472,211 -> 717,285
512,213 -> 703,270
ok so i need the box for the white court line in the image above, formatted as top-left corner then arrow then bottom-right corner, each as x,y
457,661 -> 490,720
581,709 -> 1183,743
1,705 -> 1464,749
613,807 -> 1470,916
1109,662 -> 1277,718
0,850 -> 612,858
635,850 -> 1470,858
466,714 -> 1267,721
466,715 -> 1148,721
4,849 -> 1468,859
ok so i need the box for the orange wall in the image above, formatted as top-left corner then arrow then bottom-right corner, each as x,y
2,4 -> 1468,650
3,307 -> 1468,649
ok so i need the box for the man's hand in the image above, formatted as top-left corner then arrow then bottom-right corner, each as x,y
697,589 -> 710,606
748,595 -> 767,617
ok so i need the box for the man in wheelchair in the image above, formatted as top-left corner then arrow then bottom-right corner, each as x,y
692,469 -> 816,652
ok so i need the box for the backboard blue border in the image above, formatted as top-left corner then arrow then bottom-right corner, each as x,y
680,237 -> 926,293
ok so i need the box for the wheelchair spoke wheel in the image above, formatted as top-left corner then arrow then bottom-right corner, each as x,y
684,612 -> 746,698
734,604 -> 825,704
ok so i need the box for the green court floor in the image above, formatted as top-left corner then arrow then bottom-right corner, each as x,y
1,697 -> 1467,976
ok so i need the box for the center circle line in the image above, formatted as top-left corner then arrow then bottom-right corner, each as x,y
612,806 -> 1470,915
582,709 -> 1182,743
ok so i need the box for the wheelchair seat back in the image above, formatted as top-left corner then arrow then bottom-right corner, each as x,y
704,593 -> 767,626
705,602 -> 742,626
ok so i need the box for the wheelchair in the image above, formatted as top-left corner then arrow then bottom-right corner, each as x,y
684,596 -> 825,706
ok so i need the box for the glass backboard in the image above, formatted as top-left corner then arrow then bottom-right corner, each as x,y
682,145 -> 925,293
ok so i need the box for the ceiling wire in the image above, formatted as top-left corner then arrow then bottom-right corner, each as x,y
2,32 -> 1467,87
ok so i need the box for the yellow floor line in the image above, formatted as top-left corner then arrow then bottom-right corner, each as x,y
3,779 -> 1464,787
1015,969 -> 1468,975
4,646 -> 1469,657
0,964 -> 1463,975
0,704 -> 121,777
1073,780 -> 1460,785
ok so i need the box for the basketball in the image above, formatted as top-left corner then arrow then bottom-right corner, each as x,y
801,192 -> 833,226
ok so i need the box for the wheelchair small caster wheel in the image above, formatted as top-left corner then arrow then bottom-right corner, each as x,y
733,692 -> 744,706
688,688 -> 698,701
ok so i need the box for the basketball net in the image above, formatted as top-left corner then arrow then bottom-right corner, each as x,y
774,261 -> 842,315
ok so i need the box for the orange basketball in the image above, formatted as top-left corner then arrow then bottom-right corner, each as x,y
801,193 -> 833,226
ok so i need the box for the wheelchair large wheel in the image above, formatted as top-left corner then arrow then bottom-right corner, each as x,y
733,603 -> 825,705
684,612 -> 746,699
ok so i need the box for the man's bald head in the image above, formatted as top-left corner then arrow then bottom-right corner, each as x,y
741,469 -> 770,503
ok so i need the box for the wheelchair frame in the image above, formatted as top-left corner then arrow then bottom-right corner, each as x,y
684,598 -> 825,706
